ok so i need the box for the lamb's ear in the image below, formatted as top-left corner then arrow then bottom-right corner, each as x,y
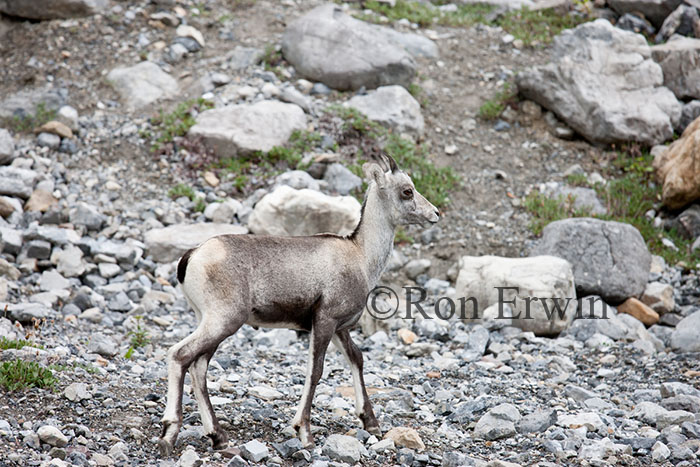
362,162 -> 386,189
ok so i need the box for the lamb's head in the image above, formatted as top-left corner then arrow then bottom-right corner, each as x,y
363,153 -> 440,226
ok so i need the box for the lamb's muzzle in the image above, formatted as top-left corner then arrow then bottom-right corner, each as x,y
157,153 -> 440,456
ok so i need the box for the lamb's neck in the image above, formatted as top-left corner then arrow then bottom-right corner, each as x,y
352,185 -> 396,287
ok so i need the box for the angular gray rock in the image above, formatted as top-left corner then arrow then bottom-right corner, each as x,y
607,0 -> 684,27
531,218 -> 651,303
670,310 -> 700,352
322,434 -> 365,464
188,100 -> 306,157
656,4 -> 700,41
282,4 -> 436,90
69,202 -> 105,231
144,223 -> 248,263
87,332 -> 118,357
107,61 -> 178,110
679,100 -> 700,132
651,37 -> 700,100
0,129 -> 15,165
473,403 -> 521,440
248,185 -> 361,237
0,166 -> 38,199
0,0 -> 107,20
345,85 -> 425,137
240,440 -> 269,463
455,255 -> 577,336
516,19 -> 681,146
64,382 -> 91,402
37,425 -> 68,447
517,409 -> 557,433
323,163 -> 362,195
546,184 -> 606,216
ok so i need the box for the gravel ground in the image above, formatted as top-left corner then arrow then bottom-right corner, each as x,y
0,1 -> 698,466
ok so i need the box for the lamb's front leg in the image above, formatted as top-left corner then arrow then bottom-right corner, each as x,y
333,329 -> 380,435
292,326 -> 334,448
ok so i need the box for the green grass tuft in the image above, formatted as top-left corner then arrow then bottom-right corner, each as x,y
7,102 -> 57,133
359,1 -> 589,46
0,359 -> 58,391
0,337 -> 43,350
478,83 -> 517,120
146,98 -> 214,152
168,183 -> 196,201
498,7 -> 588,46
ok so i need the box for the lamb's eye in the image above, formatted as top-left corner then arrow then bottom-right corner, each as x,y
402,188 -> 413,199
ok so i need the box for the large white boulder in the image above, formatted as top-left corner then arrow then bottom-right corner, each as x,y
145,223 -> 248,263
346,85 -> 424,137
248,185 -> 361,237
188,100 -> 307,157
107,61 -> 178,110
455,255 -> 577,336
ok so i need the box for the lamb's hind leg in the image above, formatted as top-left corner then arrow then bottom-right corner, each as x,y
332,329 -> 380,435
159,317 -> 241,456
190,351 -> 228,450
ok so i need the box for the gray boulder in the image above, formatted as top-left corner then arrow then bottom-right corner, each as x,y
0,0 -> 107,20
188,100 -> 306,157
531,218 -> 651,303
0,166 -> 38,199
473,403 -> 521,440
516,19 -> 681,146
679,100 -> 700,132
346,85 -> 425,137
107,61 -> 178,110
282,4 -> 436,91
144,223 -> 248,263
651,37 -> 700,100
0,85 -> 67,121
0,129 -> 15,165
670,310 -> 700,352
656,4 -> 700,42
323,163 -> 362,195
607,0 -> 684,27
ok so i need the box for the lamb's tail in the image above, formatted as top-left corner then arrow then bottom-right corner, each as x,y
177,248 -> 194,284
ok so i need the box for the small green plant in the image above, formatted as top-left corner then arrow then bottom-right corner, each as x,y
260,44 -> 286,79
478,83 -> 517,120
148,98 -> 214,152
361,1 -> 494,27
565,173 -> 589,187
7,102 -> 57,133
395,227 -> 414,245
523,191 -> 592,235
168,183 -> 196,201
194,198 -> 207,213
125,316 -> 151,360
0,337 -> 43,350
0,359 -> 58,391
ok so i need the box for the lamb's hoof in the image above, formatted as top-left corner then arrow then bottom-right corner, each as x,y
366,425 -> 382,437
157,439 -> 173,457
301,437 -> 316,450
208,429 -> 229,451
